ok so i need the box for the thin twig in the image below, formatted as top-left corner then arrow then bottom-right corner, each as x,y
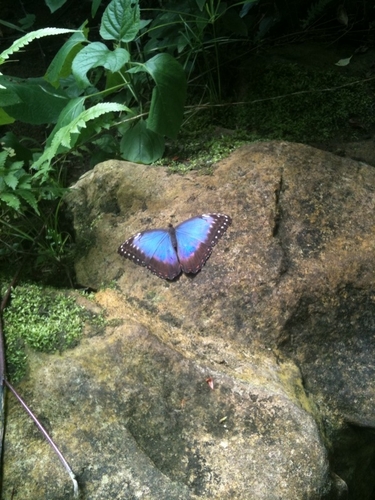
4,379 -> 79,497
0,225 -> 79,497
184,75 -> 375,111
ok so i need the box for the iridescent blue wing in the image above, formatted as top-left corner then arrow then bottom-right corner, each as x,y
118,228 -> 181,280
175,213 -> 231,274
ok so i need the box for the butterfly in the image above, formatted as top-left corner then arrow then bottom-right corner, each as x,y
118,213 -> 231,280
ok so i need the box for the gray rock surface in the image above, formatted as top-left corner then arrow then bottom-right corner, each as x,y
3,141 -> 375,499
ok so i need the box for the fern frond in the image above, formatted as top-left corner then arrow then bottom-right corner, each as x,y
32,102 -> 131,179
0,28 -> 77,65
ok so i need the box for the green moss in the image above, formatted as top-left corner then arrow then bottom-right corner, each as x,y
159,57 -> 375,175
223,60 -> 375,143
155,128 -> 247,173
2,284 -> 87,381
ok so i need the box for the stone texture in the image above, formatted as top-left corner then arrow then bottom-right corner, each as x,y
3,141 -> 375,499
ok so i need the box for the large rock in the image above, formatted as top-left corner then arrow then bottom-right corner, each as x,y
3,141 -> 375,499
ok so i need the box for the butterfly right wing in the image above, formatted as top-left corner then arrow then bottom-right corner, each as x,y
175,213 -> 231,274
118,229 -> 181,280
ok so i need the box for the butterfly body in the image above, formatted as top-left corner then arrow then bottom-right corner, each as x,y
118,213 -> 231,280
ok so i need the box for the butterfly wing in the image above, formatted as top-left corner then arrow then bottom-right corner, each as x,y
175,213 -> 231,274
118,228 -> 181,279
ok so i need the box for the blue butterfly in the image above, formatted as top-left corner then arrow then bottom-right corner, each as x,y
118,213 -> 231,280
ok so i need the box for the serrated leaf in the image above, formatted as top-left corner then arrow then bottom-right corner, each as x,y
0,192 -> 21,211
17,177 -> 32,190
0,28 -> 76,65
120,119 -> 164,163
17,189 -> 39,213
4,172 -> 19,190
33,102 -> 131,177
46,97 -> 86,149
100,0 -> 140,42
0,150 -> 8,168
72,42 -> 130,88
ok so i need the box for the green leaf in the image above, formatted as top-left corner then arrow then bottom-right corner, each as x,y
1,132 -> 33,163
0,28 -> 77,65
2,77 -> 69,124
0,19 -> 25,33
45,28 -> 88,86
0,107 -> 15,125
46,97 -> 86,150
92,0 -> 102,18
132,54 -> 187,139
0,192 -> 21,211
0,150 -> 7,168
0,76 -> 22,106
221,10 -> 248,36
45,0 -> 68,13
19,14 -> 36,30
195,0 -> 206,10
17,189 -> 39,213
335,56 -> 353,67
33,102 -> 131,177
72,42 -> 130,88
4,172 -> 20,190
100,0 -> 140,42
120,119 -> 164,163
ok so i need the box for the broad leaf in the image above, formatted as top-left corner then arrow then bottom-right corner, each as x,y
72,42 -> 130,88
45,28 -> 88,86
120,119 -> 165,163
0,107 -> 15,125
130,54 -> 187,139
0,76 -> 22,106
100,0 -> 140,42
2,77 -> 69,124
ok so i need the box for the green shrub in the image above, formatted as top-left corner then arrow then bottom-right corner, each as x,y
0,0 -> 187,278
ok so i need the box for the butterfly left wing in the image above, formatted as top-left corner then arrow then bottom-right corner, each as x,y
118,228 -> 182,279
175,213 -> 231,274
